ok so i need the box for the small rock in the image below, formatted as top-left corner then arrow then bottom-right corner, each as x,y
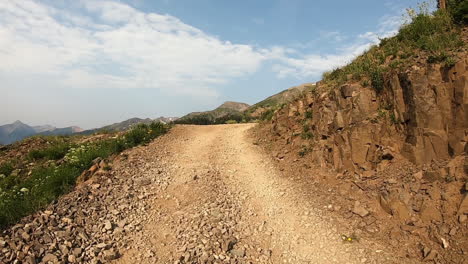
458,214 -> 467,223
449,227 -> 457,236
117,220 -> 127,228
413,171 -> 423,180
73,248 -> 82,257
423,247 -> 431,257
21,232 -> 30,241
68,255 -> 76,263
440,237 -> 449,249
96,243 -> 107,249
352,201 -> 369,217
222,237 -> 237,252
103,249 -> 119,260
423,249 -> 438,261
230,248 -> 246,257
458,194 -> 468,215
62,217 -> 73,224
42,253 -> 58,263
104,220 -> 113,230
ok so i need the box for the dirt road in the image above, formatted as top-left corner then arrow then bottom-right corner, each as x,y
113,124 -> 411,264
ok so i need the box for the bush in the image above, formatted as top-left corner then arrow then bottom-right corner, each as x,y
260,109 -> 275,121
225,120 -> 238,124
28,142 -> 71,161
448,0 -> 468,25
301,132 -> 314,140
0,162 -> 14,176
370,67 -> 385,92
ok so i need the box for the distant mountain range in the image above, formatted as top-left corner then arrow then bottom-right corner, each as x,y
1,85 -> 310,144
0,121 -> 83,145
0,116 -> 178,145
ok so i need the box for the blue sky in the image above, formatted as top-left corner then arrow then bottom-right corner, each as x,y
1,0 -> 430,129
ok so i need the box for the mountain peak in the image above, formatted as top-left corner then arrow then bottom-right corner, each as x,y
13,120 -> 24,125
216,101 -> 250,112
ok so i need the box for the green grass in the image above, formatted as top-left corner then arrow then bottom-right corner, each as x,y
260,109 -> 275,121
0,162 -> 14,176
322,4 -> 465,91
0,122 -> 169,228
28,142 -> 71,161
225,120 -> 238,124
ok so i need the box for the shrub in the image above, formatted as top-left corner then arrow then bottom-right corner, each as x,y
28,142 -> 71,161
370,67 -> 385,92
225,120 -> 238,124
0,162 -> 14,176
448,0 -> 468,25
301,132 -> 314,140
304,111 -> 313,119
260,109 -> 275,121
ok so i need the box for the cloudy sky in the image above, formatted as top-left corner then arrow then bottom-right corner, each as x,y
1,0 -> 428,129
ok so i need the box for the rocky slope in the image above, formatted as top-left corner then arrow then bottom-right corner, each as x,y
253,31 -> 468,263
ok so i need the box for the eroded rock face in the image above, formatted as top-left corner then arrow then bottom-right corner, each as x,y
271,56 -> 468,173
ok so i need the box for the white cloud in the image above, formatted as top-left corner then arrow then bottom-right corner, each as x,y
0,0 -> 411,95
0,0 -> 270,97
272,9 -> 407,80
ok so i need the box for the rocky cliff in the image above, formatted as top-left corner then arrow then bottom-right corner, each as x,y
255,47 -> 467,263
270,57 -> 467,174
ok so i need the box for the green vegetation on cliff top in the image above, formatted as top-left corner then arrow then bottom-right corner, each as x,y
322,1 -> 467,91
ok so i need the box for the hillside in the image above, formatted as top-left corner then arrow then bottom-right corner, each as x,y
79,117 -> 178,135
245,83 -> 315,120
253,7 -> 468,263
175,101 -> 250,125
39,126 -> 83,136
175,86 -> 313,125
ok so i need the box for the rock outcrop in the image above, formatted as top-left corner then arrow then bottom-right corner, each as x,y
255,53 -> 468,263
271,57 -> 467,174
